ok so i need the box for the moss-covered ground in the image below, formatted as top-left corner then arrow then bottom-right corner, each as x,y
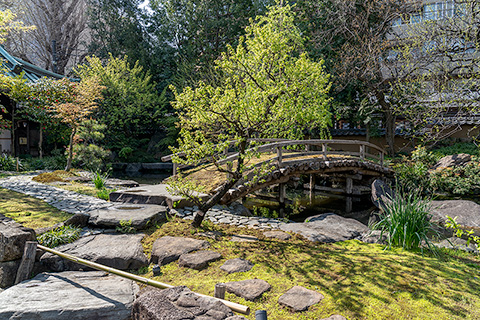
138,218 -> 480,320
0,188 -> 71,229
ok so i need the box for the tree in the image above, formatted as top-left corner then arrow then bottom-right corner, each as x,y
51,77 -> 104,170
4,0 -> 89,75
74,55 -> 167,158
388,0 -> 480,144
298,0 -> 414,155
168,3 -> 332,227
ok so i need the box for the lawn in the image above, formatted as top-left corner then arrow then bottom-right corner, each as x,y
0,188 -> 71,229
138,218 -> 480,320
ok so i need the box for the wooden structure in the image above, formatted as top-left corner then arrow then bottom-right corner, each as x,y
162,139 -> 393,205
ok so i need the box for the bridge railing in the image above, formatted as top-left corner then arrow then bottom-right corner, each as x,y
162,139 -> 386,176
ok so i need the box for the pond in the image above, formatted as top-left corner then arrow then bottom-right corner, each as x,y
112,172 -> 377,225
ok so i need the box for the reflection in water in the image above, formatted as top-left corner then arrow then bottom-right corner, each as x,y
243,189 -> 376,225
111,172 -> 170,185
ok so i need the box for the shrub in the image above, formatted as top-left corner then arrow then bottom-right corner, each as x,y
92,171 -> 108,189
37,225 -> 81,248
0,155 -> 21,171
371,192 -> 438,252
116,220 -> 136,234
96,188 -> 111,200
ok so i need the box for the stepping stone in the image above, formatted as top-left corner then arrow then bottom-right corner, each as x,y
280,213 -> 368,243
132,286 -> 236,320
196,230 -> 224,240
0,271 -> 139,320
88,204 -> 167,230
220,258 -> 254,274
278,286 -> 324,311
151,236 -> 210,265
230,235 -> 259,242
320,316 -> 347,320
224,279 -> 271,301
178,251 -> 222,270
40,233 -> 148,271
263,231 -> 291,241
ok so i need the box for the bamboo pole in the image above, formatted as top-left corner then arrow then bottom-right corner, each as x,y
37,244 -> 250,315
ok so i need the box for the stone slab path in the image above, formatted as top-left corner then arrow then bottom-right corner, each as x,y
0,175 -> 112,214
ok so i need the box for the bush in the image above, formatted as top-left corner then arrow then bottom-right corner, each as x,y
371,192 -> 438,252
0,155 -> 21,171
96,188 -> 111,200
37,225 -> 81,248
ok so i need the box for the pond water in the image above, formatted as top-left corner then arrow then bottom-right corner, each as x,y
113,172 -> 376,225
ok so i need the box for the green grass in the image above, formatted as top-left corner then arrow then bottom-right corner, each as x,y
0,187 -> 71,229
140,219 -> 480,320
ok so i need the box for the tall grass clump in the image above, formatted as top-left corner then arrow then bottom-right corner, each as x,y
37,225 -> 81,248
372,192 -> 438,252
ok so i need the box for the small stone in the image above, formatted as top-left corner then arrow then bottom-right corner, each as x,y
278,286 -> 324,311
319,316 -> 347,320
151,236 -> 210,265
263,230 -> 291,240
220,258 -> 254,274
230,235 -> 259,242
224,279 -> 271,301
196,230 -> 224,240
178,251 -> 222,270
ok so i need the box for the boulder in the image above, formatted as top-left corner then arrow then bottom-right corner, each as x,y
151,236 -> 210,265
178,251 -> 222,270
0,271 -> 138,320
435,237 -> 478,254
220,258 -> 254,274
224,279 -> 271,301
40,233 -> 148,271
105,178 -> 139,188
0,217 -> 35,262
64,213 -> 90,228
371,179 -> 394,210
88,204 -> 167,230
131,286 -> 234,320
0,260 -> 20,288
280,213 -> 368,243
430,200 -> 480,234
278,286 -> 324,312
230,235 -> 259,242
432,153 -> 471,170
263,231 -> 291,241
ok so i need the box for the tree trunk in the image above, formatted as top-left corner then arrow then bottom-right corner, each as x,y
191,139 -> 247,228
65,127 -> 76,171
39,125 -> 43,159
375,90 -> 396,157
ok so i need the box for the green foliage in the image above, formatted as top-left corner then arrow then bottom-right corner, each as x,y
118,147 -> 133,161
372,192 -> 438,252
75,55 -> 167,157
37,225 -> 81,248
92,171 -> 108,189
116,220 -> 136,234
445,215 -> 480,248
23,154 -> 66,171
96,188 -> 111,200
431,142 -> 480,159
0,154 -> 20,171
72,119 -> 110,171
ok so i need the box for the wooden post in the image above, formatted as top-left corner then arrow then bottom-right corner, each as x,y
16,157 -> 19,172
380,152 -> 384,166
173,163 -> 177,176
309,174 -> 315,204
276,146 -> 283,167
215,283 -> 226,299
345,177 -> 353,195
279,183 -> 286,218
360,144 -> 365,160
322,143 -> 327,160
15,241 -> 37,284
305,144 -> 310,152
345,196 -> 353,213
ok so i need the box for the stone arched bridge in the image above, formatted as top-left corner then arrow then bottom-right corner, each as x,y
162,139 -> 393,205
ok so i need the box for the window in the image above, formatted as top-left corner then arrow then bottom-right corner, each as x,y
424,2 -> 455,21
392,16 -> 403,27
410,13 -> 422,24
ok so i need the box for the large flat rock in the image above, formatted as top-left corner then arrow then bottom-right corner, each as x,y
280,213 -> 368,243
109,184 -> 208,209
178,250 -> 222,270
151,236 -> 210,266
0,260 -> 20,288
88,204 -> 167,229
40,233 -> 148,271
0,215 -> 36,262
430,200 -> 480,233
0,271 -> 139,320
132,286 -> 236,320
224,279 -> 271,301
278,286 -> 324,312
